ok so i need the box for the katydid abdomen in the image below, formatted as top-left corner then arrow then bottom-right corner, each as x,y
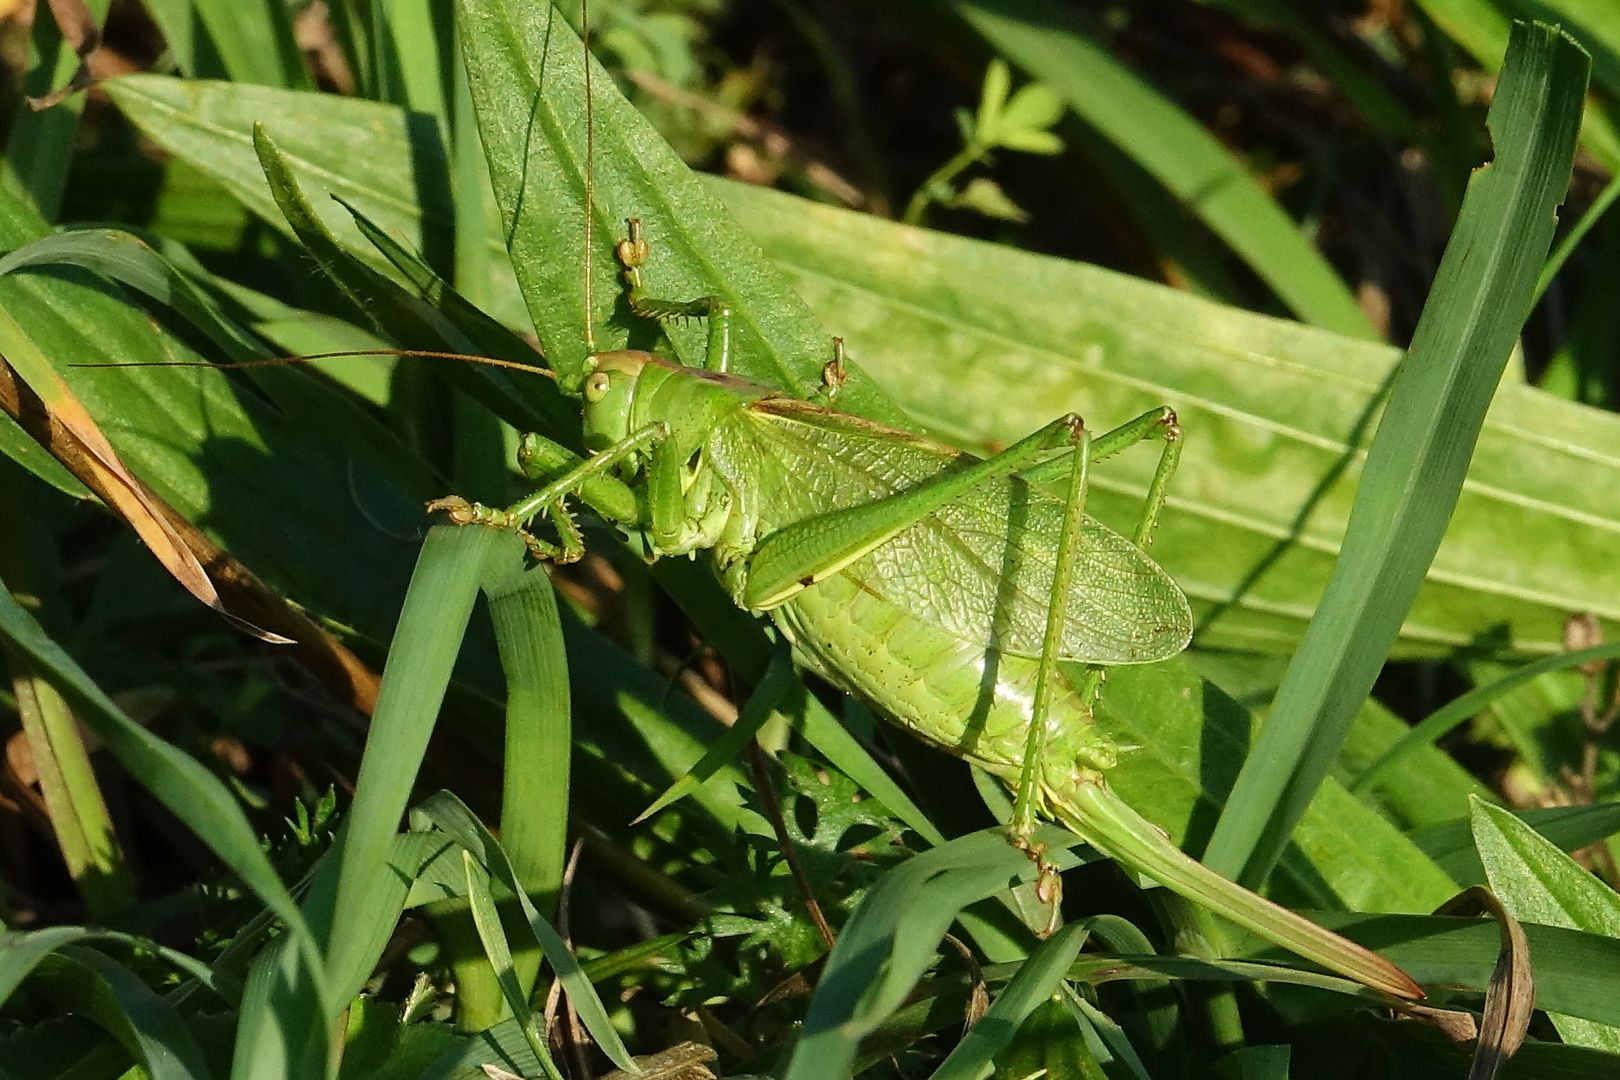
771,568 -> 1112,789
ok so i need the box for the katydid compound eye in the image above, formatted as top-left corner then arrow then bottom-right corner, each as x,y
584,372 -> 612,402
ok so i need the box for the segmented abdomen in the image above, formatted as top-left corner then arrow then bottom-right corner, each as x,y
769,567 -> 1118,787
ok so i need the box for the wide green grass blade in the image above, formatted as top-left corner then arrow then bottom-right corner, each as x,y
99,76 -> 1620,657
230,938 -> 324,1080
1203,23 -> 1590,888
1473,798 -> 1620,1051
951,0 -> 1377,339
715,179 -> 1620,659
484,562 -> 570,915
450,0 -> 902,421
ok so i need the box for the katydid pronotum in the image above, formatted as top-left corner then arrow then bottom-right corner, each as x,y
423,14 -> 1422,1003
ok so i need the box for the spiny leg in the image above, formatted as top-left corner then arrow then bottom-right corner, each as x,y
616,218 -> 732,372
428,421 -> 668,561
1009,418 -> 1093,929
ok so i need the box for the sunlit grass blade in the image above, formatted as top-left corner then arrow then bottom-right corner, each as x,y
1203,22 -> 1590,888
952,0 -> 1377,339
316,525 -> 511,1002
231,938 -> 323,1080
7,654 -> 134,918
1473,798 -> 1620,1051
415,790 -> 637,1073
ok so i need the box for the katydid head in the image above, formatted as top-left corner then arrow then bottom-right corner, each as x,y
580,349 -> 648,453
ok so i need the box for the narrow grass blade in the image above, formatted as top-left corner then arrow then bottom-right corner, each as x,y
1473,798 -> 1620,1051
633,647 -> 797,825
0,227 -> 267,361
337,196 -> 577,442
1536,172 -> 1620,302
1354,642 -> 1620,795
0,926 -> 230,1007
8,659 -> 133,918
928,923 -> 1089,1080
1203,23 -> 1590,887
416,791 -> 637,1073
953,0 -> 1376,339
651,559 -> 946,846
461,853 -> 563,1079
785,828 -> 1081,1080
318,525 -> 510,1005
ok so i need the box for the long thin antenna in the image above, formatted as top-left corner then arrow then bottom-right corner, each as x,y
70,349 -> 558,379
582,0 -> 596,356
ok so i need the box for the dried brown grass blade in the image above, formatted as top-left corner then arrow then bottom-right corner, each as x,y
0,359 -> 381,714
